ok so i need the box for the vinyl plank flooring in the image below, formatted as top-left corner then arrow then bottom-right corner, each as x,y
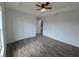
6,34 -> 79,57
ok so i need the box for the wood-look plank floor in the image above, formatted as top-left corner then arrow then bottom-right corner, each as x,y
6,34 -> 79,57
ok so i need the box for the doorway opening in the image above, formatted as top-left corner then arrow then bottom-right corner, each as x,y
36,17 -> 43,35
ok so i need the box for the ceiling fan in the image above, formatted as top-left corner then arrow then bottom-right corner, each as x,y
36,2 -> 52,12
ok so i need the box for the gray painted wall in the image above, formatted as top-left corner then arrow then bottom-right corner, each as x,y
42,9 -> 79,47
5,9 -> 36,43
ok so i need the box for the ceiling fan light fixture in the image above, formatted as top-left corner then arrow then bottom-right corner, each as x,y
36,2 -> 52,12
41,8 -> 46,12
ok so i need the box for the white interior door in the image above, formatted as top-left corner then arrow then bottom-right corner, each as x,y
0,6 -> 4,57
0,9 -> 2,49
0,29 -> 1,49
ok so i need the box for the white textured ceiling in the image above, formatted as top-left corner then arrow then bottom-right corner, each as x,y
4,2 -> 79,16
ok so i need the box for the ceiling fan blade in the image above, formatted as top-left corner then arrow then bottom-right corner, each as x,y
45,2 -> 50,6
46,7 -> 52,9
36,4 -> 41,7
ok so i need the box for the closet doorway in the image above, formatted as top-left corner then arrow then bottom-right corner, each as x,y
36,17 -> 43,35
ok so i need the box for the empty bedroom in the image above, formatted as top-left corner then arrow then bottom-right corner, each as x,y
0,2 -> 79,57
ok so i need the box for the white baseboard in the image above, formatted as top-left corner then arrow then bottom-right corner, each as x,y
7,34 -> 36,44
43,33 -> 79,48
